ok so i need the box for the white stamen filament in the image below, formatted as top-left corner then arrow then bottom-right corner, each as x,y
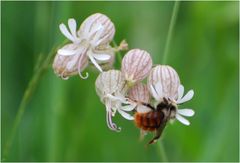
105,102 -> 121,132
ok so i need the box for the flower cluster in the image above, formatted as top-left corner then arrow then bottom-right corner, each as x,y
95,49 -> 152,131
53,13 -> 195,140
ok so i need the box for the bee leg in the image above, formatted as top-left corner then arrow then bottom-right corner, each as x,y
127,98 -> 155,110
163,97 -> 169,104
148,130 -> 161,144
148,122 -> 167,145
142,103 -> 155,110
139,129 -> 147,141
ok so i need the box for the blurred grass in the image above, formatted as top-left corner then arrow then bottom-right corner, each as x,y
1,1 -> 239,162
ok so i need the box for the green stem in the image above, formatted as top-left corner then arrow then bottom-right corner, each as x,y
162,1 -> 180,64
112,40 -> 123,64
158,1 -> 180,162
2,45 -> 60,161
158,140 -> 168,162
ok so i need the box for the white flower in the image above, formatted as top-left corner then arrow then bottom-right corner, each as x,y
148,65 -> 195,126
95,70 -> 136,132
54,13 -> 116,79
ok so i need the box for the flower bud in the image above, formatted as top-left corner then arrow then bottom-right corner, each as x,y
148,65 -> 180,100
116,40 -> 128,51
121,49 -> 152,85
52,44 -> 88,80
79,13 -> 115,47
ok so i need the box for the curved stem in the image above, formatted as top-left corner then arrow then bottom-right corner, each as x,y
2,43 -> 64,161
162,1 -> 180,64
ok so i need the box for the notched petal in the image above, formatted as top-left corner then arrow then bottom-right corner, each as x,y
176,114 -> 190,126
177,109 -> 195,117
177,90 -> 194,104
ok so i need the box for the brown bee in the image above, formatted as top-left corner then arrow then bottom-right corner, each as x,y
133,97 -> 177,144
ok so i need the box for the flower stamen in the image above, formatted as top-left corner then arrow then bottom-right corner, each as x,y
106,109 -> 121,132
88,51 -> 103,72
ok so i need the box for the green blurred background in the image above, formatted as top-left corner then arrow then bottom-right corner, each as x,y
1,1 -> 239,162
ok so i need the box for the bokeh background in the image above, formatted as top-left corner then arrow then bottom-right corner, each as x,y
2,1 -> 239,162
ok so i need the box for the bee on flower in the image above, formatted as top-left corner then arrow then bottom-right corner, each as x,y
130,65 -> 195,144
53,13 -> 127,80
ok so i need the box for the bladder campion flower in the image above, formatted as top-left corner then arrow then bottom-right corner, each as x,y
53,13 -> 116,79
148,65 -> 195,125
95,70 -> 136,132
121,49 -> 152,86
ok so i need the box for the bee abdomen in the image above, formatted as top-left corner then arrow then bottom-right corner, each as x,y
134,111 -> 164,131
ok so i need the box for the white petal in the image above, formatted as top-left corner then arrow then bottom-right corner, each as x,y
150,85 -> 160,101
68,18 -> 77,39
58,48 -> 76,56
88,51 -> 103,72
121,104 -> 136,111
92,54 -> 111,61
177,90 -> 194,104
59,23 -> 74,42
118,109 -> 134,120
177,85 -> 184,101
177,109 -> 195,117
176,114 -> 190,125
155,82 -> 163,99
106,94 -> 127,103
